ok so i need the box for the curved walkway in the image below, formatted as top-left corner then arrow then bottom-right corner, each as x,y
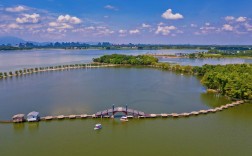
0,100 -> 246,123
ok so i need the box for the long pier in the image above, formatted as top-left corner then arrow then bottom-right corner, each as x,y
0,63 -> 118,79
0,100 -> 247,124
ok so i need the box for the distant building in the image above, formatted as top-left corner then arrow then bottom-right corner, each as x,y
175,53 -> 187,57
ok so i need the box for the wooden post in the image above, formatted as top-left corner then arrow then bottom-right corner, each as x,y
126,104 -> 128,115
112,104 -> 115,115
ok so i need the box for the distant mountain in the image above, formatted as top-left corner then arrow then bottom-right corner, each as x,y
0,36 -> 26,45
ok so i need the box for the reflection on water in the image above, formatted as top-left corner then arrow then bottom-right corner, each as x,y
200,92 -> 230,108
13,122 -> 39,133
27,122 -> 39,132
160,57 -> 252,66
13,123 -> 25,133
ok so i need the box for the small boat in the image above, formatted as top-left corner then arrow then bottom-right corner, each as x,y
27,111 -> 40,122
94,124 -> 102,130
120,116 -> 128,122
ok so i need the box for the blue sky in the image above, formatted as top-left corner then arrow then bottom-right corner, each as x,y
0,0 -> 252,44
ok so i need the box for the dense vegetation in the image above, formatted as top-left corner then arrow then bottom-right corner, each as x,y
197,64 -> 252,100
93,54 -> 158,65
185,50 -> 252,59
153,63 -> 252,100
207,49 -> 252,57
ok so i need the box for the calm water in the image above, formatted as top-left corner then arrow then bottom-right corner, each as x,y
1,50 -> 252,156
0,67 -> 252,156
1,49 -> 252,72
159,57 -> 252,66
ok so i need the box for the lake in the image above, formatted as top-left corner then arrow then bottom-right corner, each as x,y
0,50 -> 252,156
1,49 -> 252,72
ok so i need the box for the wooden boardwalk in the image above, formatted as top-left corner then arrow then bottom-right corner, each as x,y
0,100 -> 248,124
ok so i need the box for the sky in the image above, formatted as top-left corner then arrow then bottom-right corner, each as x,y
0,0 -> 252,44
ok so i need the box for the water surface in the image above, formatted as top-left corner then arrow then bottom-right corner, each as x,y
1,67 -> 252,156
1,49 -> 251,71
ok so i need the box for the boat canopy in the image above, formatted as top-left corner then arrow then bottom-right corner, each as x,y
27,111 -> 39,117
12,114 -> 25,119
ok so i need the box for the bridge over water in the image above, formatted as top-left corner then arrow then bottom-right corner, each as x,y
95,105 -> 145,117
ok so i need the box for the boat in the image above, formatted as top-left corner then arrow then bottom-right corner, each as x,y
94,124 -> 102,130
12,114 -> 25,123
27,111 -> 40,122
120,116 -> 128,122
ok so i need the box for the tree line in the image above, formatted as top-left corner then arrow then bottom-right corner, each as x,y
93,54 -> 158,65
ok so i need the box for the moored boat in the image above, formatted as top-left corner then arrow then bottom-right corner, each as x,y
94,124 -> 102,130
27,111 -> 40,122
120,116 -> 128,122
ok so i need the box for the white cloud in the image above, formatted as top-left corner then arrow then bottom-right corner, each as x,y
222,24 -> 234,31
119,29 -> 127,34
49,22 -> 58,27
225,16 -> 235,21
16,13 -> 40,24
191,24 -> 198,28
200,26 -> 216,30
161,9 -> 183,20
158,22 -> 164,26
197,25 -> 217,35
104,5 -> 118,11
205,23 -> 210,26
236,17 -> 247,22
142,23 -> 151,28
176,30 -> 184,34
57,15 -> 81,24
118,29 -> 127,37
57,23 -> 73,29
47,28 -> 55,32
155,25 -> 177,35
71,27 -> 96,33
48,22 -> 73,30
5,6 -> 27,12
95,26 -> 114,36
244,23 -> 252,31
129,29 -> 140,34
86,26 -> 95,30
8,23 -> 21,29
